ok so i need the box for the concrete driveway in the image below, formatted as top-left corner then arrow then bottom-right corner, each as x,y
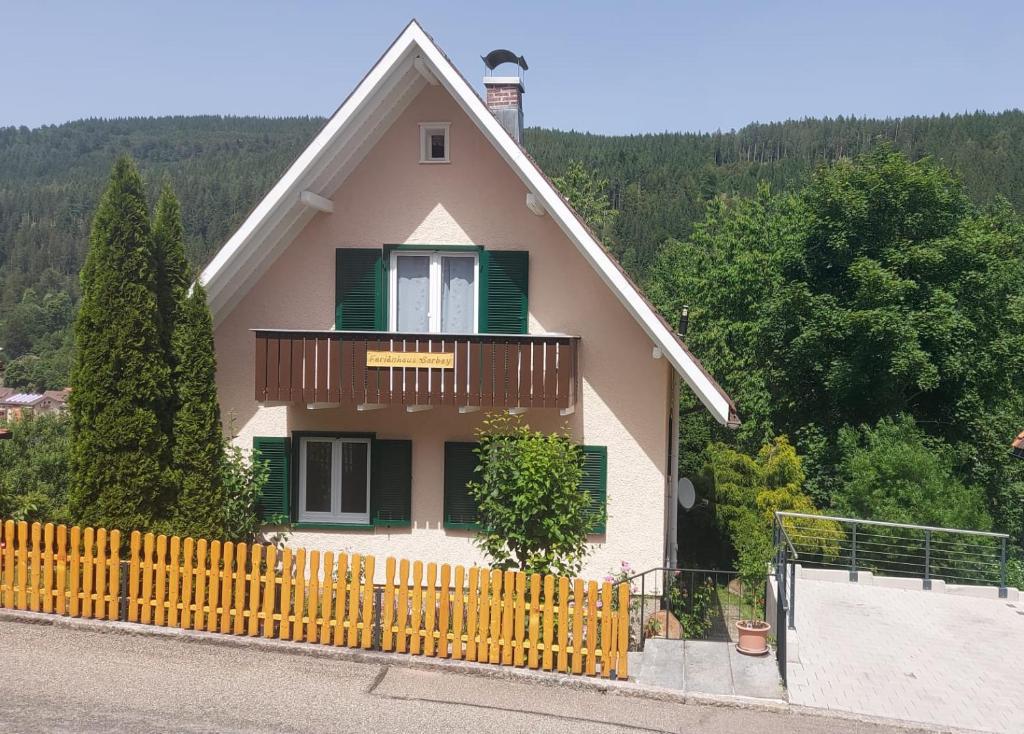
0,619 -> 921,733
787,579 -> 1024,733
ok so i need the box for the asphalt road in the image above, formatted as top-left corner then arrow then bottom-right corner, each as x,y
0,620 -> 919,733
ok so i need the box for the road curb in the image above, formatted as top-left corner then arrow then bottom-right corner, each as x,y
0,608 -> 946,731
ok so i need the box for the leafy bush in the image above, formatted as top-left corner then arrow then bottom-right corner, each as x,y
0,413 -> 71,523
220,441 -> 272,544
469,413 -> 594,576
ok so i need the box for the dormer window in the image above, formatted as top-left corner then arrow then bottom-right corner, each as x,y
419,122 -> 450,163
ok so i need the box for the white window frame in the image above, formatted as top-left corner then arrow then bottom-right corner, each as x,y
419,122 -> 450,163
297,436 -> 371,524
388,250 -> 479,333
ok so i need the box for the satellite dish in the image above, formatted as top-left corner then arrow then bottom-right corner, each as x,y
678,477 -> 696,511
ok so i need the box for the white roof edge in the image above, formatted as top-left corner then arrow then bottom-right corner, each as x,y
199,20 -> 738,428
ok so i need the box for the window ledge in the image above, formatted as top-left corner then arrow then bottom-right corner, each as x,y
444,521 -> 481,531
292,522 -> 377,531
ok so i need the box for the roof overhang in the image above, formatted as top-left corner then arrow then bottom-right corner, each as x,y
199,20 -> 739,428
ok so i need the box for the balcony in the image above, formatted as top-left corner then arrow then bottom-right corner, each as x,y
253,330 -> 580,412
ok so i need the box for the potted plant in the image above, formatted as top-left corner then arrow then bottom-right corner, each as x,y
734,526 -> 772,655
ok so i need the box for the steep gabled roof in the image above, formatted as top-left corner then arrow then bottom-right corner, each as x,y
199,20 -> 738,427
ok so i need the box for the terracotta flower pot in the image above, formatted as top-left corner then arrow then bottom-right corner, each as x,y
735,620 -> 771,655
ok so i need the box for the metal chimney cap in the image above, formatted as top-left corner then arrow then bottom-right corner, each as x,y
482,49 -> 528,71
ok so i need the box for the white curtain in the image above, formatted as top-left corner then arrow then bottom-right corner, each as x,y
396,255 -> 430,332
441,256 -> 474,333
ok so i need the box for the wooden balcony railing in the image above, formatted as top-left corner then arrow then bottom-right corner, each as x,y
253,330 -> 580,412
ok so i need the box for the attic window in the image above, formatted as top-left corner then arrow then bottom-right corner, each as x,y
419,122 -> 450,163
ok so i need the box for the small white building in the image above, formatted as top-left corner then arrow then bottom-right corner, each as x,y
201,21 -> 738,578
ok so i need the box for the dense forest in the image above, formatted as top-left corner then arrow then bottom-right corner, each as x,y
2,111 -> 1023,570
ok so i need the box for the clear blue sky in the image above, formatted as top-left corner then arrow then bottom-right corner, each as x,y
3,1 -> 1022,134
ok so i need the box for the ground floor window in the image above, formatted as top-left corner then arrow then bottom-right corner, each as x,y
298,437 -> 371,524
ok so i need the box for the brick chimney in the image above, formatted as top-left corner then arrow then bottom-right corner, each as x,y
484,76 -> 525,143
481,49 -> 527,143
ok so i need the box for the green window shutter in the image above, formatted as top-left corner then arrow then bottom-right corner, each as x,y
336,248 -> 386,330
480,250 -> 528,334
371,439 -> 412,527
252,436 -> 291,522
581,445 -> 608,534
444,442 -> 481,529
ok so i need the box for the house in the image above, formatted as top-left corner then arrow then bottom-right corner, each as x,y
0,389 -> 70,423
201,21 -> 738,578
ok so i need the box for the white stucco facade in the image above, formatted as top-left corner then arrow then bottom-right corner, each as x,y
213,82 -> 674,580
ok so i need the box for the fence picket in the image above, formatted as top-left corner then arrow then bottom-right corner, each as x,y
408,560 -> 422,655
68,524 -> 80,614
617,583 -> 629,680
557,576 -> 569,672
319,551 -> 334,644
193,539 -> 207,630
475,569 -> 489,663
232,542 -> 247,635
246,544 -> 261,636
488,569 -> 502,664
168,536 -> 181,628
139,532 -> 154,624
437,564 -> 451,659
206,541 -> 221,633
306,550 -> 320,643
360,556 -> 375,649
2,520 -> 15,608
501,570 -> 514,666
382,557 -> 396,652
153,534 -> 167,626
293,548 -> 306,641
54,525 -> 67,615
42,523 -> 54,614
542,575 -> 554,670
333,553 -> 349,647
600,582 -> 613,678
585,580 -> 598,676
17,521 -> 29,610
513,571 -> 526,667
81,527 -> 95,619
572,579 -> 584,674
465,566 -> 479,661
451,565 -> 465,661
29,522 -> 41,612
181,537 -> 195,629
262,545 -> 277,638
220,542 -> 234,634
527,573 -> 540,668
424,562 -> 437,657
94,527 -> 107,620
107,529 -> 120,621
278,547 -> 292,640
344,553 -> 360,647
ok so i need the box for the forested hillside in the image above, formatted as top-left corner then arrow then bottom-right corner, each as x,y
2,110 -> 1023,387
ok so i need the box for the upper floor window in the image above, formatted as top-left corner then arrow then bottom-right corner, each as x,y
389,250 -> 478,333
419,122 -> 450,163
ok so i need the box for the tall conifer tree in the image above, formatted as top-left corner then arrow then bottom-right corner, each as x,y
170,280 -> 227,539
151,184 -> 191,515
69,157 -> 171,532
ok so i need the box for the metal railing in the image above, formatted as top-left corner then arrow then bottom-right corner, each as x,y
618,567 -> 761,651
773,519 -> 798,686
775,511 -> 1010,598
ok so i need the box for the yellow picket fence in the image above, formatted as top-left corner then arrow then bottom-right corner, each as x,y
0,520 -> 121,618
0,520 -> 629,680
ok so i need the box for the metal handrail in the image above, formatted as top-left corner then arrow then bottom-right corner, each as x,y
775,511 -> 1010,539
775,510 -> 1009,599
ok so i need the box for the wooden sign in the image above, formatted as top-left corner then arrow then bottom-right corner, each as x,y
366,350 -> 454,369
